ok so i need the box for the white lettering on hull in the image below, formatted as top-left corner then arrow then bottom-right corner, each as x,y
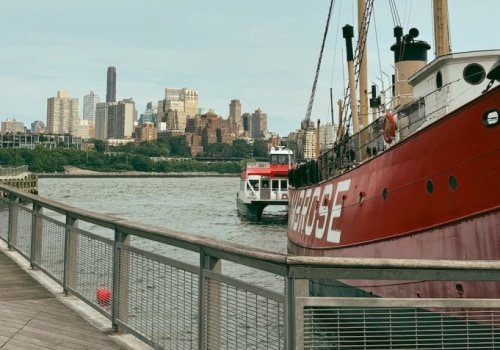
291,179 -> 351,244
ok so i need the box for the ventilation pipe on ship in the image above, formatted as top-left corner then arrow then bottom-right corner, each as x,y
343,24 -> 360,134
390,26 -> 431,138
391,27 -> 431,108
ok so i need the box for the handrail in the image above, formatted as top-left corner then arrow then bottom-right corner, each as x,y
1,182 -> 499,349
0,165 -> 29,177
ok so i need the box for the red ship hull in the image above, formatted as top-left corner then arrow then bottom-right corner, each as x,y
288,85 -> 500,299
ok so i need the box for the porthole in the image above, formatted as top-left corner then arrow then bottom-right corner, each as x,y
449,176 -> 457,190
482,109 -> 500,127
359,192 -> 365,204
382,188 -> 388,200
341,195 -> 347,206
436,71 -> 443,89
463,63 -> 486,85
426,180 -> 434,194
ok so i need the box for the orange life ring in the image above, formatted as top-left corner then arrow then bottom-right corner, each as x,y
382,112 -> 396,143
281,193 -> 288,200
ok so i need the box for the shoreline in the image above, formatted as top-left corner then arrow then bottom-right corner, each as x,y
38,172 -> 238,178
37,166 -> 238,178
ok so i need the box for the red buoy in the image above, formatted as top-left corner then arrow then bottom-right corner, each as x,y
96,287 -> 112,306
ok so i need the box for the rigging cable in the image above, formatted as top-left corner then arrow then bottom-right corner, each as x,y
327,0 -> 343,126
304,0 -> 336,123
388,0 -> 401,27
371,6 -> 385,114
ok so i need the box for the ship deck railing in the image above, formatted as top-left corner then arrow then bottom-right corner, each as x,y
292,83 -> 455,188
0,183 -> 499,349
246,161 -> 271,168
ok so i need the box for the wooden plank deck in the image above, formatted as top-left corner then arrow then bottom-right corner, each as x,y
0,248 -> 134,350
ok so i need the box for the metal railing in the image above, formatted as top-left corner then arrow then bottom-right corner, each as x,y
291,84 -> 454,188
0,183 -> 499,349
0,165 -> 29,177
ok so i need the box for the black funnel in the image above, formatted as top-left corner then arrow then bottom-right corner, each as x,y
390,27 -> 431,63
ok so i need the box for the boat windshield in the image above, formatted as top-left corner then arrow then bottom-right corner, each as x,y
270,154 -> 290,165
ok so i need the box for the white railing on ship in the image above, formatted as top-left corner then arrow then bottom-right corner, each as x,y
0,183 -> 499,349
246,161 -> 270,168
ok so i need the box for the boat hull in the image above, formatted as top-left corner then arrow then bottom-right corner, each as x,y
287,86 -> 500,299
290,211 -> 499,298
236,195 -> 265,220
236,191 -> 288,220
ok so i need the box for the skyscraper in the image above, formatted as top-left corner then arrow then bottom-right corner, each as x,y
95,99 -> 136,140
83,91 -> 100,121
106,66 -> 116,102
158,88 -> 198,131
251,108 -> 267,138
46,90 -> 79,135
95,102 -> 109,140
229,99 -> 242,136
107,99 -> 135,139
163,88 -> 198,116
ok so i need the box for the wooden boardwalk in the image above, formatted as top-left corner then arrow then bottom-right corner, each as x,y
0,248 -> 144,350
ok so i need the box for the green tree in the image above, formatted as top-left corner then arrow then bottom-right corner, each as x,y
253,139 -> 269,158
168,136 -> 190,157
129,154 -> 154,171
135,141 -> 161,157
94,140 -> 105,153
231,139 -> 250,158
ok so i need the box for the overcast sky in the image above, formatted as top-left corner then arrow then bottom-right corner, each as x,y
1,0 -> 498,136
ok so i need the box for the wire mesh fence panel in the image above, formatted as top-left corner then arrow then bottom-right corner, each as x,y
302,304 -> 500,349
36,213 -> 67,283
204,274 -> 285,350
116,247 -> 199,350
0,196 -> 9,241
12,203 -> 33,258
70,227 -> 114,315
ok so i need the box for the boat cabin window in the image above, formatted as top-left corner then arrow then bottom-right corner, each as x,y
270,154 -> 290,165
272,179 -> 279,190
281,180 -> 288,190
261,180 -> 269,188
249,180 -> 259,190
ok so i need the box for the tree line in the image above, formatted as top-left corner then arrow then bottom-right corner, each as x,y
0,137 -> 294,174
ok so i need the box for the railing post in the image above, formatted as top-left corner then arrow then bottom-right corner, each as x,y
7,193 -> 19,250
199,250 -> 221,350
286,270 -> 309,350
112,228 -> 130,332
63,215 -> 78,295
30,203 -> 43,269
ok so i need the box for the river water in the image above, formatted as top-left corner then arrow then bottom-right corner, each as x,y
38,176 -> 288,291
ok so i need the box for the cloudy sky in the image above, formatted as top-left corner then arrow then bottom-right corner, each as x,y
1,0 -> 498,136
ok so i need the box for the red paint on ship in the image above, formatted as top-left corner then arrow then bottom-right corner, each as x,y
288,85 -> 500,298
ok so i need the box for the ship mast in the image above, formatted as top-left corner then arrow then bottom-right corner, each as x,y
433,0 -> 451,57
358,0 -> 369,128
343,25 -> 360,134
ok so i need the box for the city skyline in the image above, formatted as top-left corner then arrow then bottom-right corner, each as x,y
1,1 -> 498,137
